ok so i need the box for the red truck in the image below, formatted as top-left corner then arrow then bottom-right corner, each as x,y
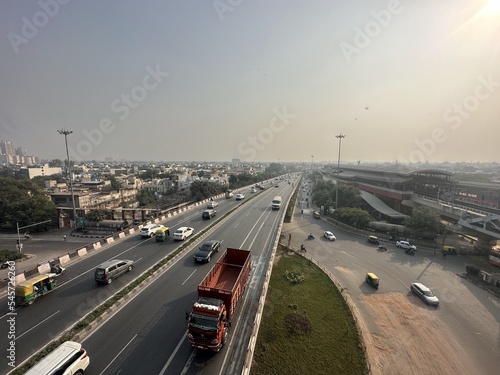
187,248 -> 251,351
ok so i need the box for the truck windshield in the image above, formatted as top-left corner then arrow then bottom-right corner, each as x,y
190,313 -> 218,331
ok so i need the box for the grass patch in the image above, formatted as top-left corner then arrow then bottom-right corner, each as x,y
251,251 -> 367,375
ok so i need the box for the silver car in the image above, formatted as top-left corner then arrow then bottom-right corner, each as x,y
410,283 -> 439,306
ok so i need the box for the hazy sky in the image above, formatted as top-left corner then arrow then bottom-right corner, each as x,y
1,0 -> 499,163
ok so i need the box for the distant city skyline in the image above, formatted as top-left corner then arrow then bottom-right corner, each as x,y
1,1 -> 499,163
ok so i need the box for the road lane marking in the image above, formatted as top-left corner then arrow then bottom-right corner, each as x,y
99,333 -> 137,375
182,270 -> 197,286
16,310 -> 60,339
159,331 -> 189,375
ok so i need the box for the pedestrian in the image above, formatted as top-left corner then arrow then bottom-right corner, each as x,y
289,233 -> 292,241
442,251 -> 446,259
63,234 -> 67,242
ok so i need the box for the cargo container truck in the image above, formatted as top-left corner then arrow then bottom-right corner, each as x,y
187,248 -> 251,351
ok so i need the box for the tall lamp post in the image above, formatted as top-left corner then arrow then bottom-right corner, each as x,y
335,133 -> 346,208
57,129 -> 78,228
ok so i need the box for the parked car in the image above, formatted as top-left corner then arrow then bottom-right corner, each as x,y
235,193 -> 245,200
140,224 -> 164,238
410,282 -> 439,306
94,259 -> 133,285
173,227 -> 194,240
194,240 -> 221,263
324,231 -> 336,241
396,240 -> 417,251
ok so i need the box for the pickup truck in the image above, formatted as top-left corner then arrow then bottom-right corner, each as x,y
396,240 -> 417,251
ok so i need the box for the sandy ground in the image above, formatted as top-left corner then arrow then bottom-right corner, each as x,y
360,292 -> 476,375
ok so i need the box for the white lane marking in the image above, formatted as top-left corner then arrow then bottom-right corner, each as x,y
16,310 -> 60,339
99,333 -> 137,375
159,331 -> 190,375
182,270 -> 197,286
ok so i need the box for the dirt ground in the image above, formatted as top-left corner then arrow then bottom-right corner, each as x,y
360,292 -> 476,375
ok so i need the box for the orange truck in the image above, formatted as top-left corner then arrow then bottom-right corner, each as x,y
187,248 -> 251,351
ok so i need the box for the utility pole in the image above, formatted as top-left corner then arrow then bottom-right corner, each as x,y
58,129 -> 78,228
335,133 -> 346,208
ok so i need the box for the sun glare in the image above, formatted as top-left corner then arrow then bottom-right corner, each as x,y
480,0 -> 500,15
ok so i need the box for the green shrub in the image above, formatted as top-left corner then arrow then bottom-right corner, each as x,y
465,264 -> 480,276
0,249 -> 24,262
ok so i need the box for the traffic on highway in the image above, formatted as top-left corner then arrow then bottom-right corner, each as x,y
0,177 -> 297,374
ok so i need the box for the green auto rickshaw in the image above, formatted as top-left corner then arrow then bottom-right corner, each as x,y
155,226 -> 170,242
365,273 -> 380,289
15,274 -> 56,306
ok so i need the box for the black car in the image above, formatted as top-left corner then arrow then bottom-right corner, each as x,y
194,240 -> 221,263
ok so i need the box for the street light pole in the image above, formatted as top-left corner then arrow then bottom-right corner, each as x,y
58,129 -> 78,228
335,133 -> 346,209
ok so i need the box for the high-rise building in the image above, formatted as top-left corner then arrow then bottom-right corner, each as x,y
0,140 -> 15,155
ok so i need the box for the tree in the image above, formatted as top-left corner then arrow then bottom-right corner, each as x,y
190,181 -> 224,200
0,177 -> 58,232
84,209 -> 113,222
337,186 -> 363,208
136,189 -> 156,207
312,182 -> 362,210
108,176 -> 122,190
333,207 -> 371,229
405,206 -> 440,233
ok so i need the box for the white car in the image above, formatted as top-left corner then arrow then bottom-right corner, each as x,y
324,231 -> 336,241
140,224 -> 164,238
235,193 -> 245,200
250,188 -> 257,193
207,201 -> 218,208
173,227 -> 194,241
410,283 -> 439,306
396,240 -> 417,251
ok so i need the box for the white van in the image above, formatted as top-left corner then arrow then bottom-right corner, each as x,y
271,196 -> 282,210
24,341 -> 90,375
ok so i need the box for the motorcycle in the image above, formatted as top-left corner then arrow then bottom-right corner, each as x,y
308,233 -> 315,240
300,244 -> 306,252
378,245 -> 387,252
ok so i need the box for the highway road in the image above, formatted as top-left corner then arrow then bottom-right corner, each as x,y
285,183 -> 500,375
0,177 -> 291,373
80,179 -> 296,374
0,180 -> 294,374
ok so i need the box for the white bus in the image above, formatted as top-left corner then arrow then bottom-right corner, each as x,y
271,196 -> 282,210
